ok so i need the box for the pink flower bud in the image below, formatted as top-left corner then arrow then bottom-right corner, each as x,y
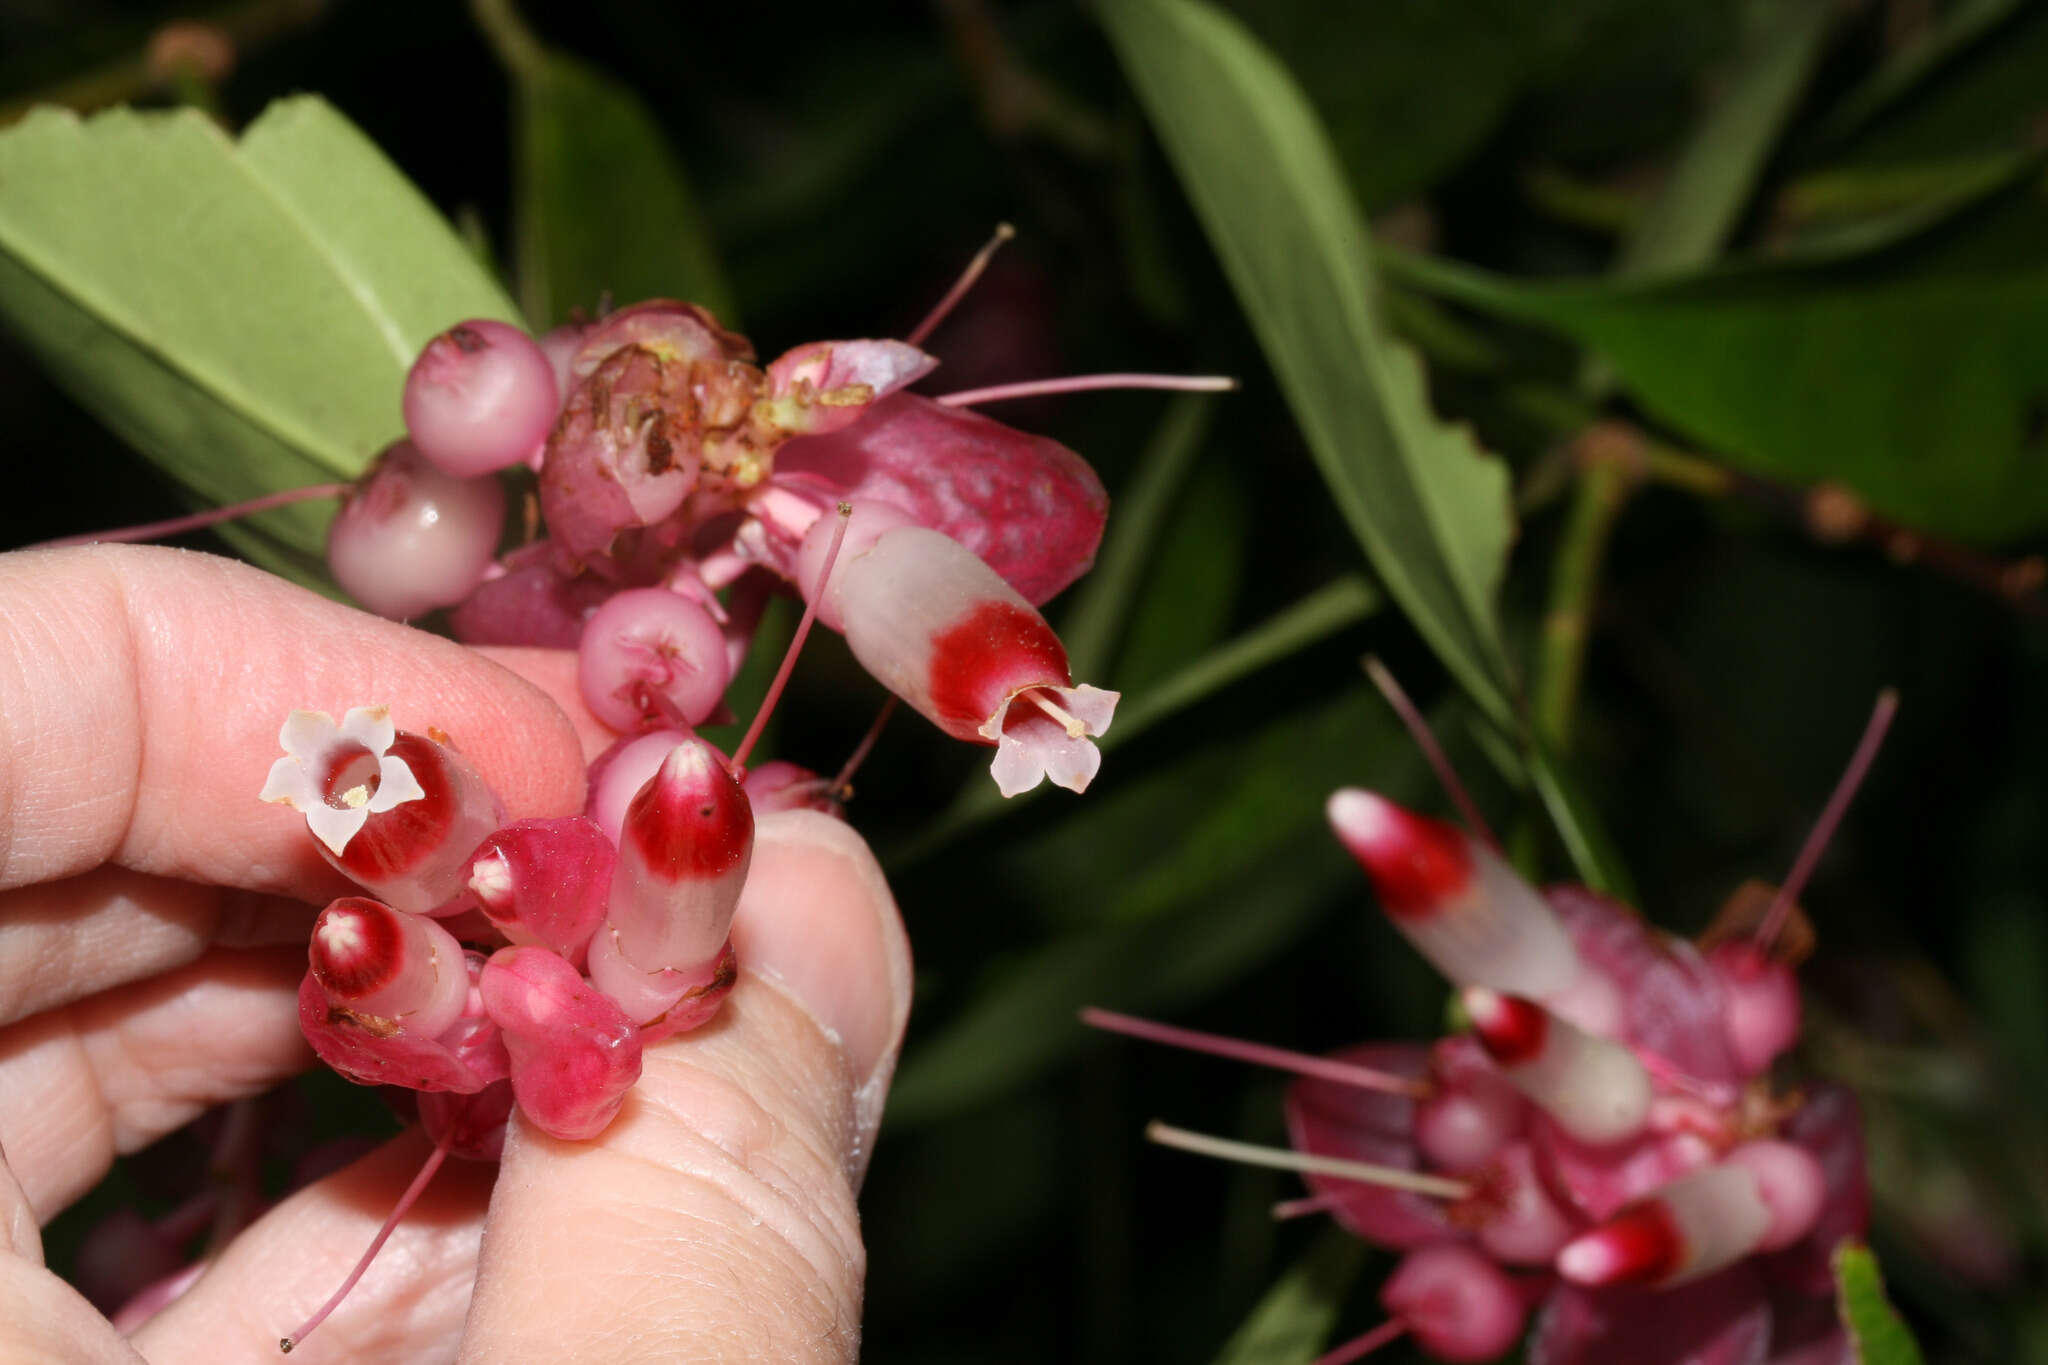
606,739 -> 753,972
806,520 -> 1117,796
1555,1163 -> 1772,1288
403,319 -> 559,477
1326,791 -> 1581,1003
1380,1242 -> 1527,1362
479,946 -> 643,1141
1706,939 -> 1802,1077
1462,987 -> 1650,1147
1722,1139 -> 1825,1252
326,441 -> 506,620
1465,1141 -> 1577,1266
576,586 -> 731,731
1414,1036 -> 1525,1175
585,727 -> 696,845
309,897 -> 469,1039
466,817 -> 615,965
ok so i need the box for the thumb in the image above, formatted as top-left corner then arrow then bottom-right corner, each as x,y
459,810 -> 912,1364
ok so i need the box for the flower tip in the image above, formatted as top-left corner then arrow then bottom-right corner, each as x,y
1324,789 -> 1473,918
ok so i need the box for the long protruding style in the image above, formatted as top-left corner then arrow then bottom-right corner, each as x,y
731,503 -> 852,772
1757,688 -> 1900,952
1083,1007 -> 1428,1098
1144,1121 -> 1471,1200
907,222 -> 1015,346
1362,656 -> 1499,851
279,1139 -> 451,1353
35,483 -> 351,551
936,373 -> 1237,407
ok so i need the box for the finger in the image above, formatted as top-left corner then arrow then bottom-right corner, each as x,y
0,947 -> 308,1222
129,1130 -> 495,1365
472,646 -> 619,764
460,810 -> 912,1364
0,1253 -> 141,1365
0,867 -> 316,1029
0,545 -> 587,898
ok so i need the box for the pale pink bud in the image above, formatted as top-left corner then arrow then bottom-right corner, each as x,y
466,817 -> 614,964
1462,987 -> 1650,1147
309,897 -> 469,1040
326,441 -> 506,620
479,946 -> 642,1141
1380,1242 -> 1527,1362
1723,1139 -> 1826,1252
403,319 -> 559,477
585,727 -> 695,844
606,739 -> 753,972
1326,791 -> 1581,1002
577,586 -> 731,731
806,520 -> 1117,796
1707,939 -> 1802,1076
1555,1163 -> 1773,1288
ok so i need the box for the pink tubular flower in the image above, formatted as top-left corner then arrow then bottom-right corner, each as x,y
801,512 -> 1117,796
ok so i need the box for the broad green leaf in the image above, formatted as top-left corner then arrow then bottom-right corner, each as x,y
1383,189 -> 2048,541
472,0 -> 735,329
1210,1228 -> 1365,1365
1834,1242 -> 1927,1365
1618,0 -> 1834,274
886,688 -> 1406,1127
1098,0 -> 1517,726
0,98 -> 520,578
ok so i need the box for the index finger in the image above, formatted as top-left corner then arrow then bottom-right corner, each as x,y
0,546 -> 588,898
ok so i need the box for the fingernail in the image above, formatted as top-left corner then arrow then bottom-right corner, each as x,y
728,810 -> 912,1186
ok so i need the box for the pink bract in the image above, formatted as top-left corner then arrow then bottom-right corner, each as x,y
480,946 -> 643,1142
774,392 -> 1108,605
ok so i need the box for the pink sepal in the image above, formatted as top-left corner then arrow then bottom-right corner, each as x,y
480,946 -> 643,1141
773,392 -> 1108,604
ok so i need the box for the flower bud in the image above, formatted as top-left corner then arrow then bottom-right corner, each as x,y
606,739 -> 753,972
1462,987 -> 1651,1147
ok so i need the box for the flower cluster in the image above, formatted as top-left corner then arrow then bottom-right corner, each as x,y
1098,698 -> 1893,1365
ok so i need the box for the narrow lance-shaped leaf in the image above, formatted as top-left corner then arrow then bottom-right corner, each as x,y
1210,1228 -> 1366,1365
1833,1241 -> 1927,1365
0,98 -> 520,577
1097,0 -> 1516,726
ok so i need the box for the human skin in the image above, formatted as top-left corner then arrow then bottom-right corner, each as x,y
0,545 -> 912,1364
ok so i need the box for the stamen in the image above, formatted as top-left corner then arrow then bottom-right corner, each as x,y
907,222 -> 1015,346
1757,688 -> 1899,952
1027,689 -> 1088,738
35,482 -> 351,550
730,504 -> 851,773
935,373 -> 1238,407
279,1138 -> 449,1353
1144,1121 -> 1471,1200
1362,656 -> 1499,852
1311,1320 -> 1409,1365
1082,1007 -> 1428,1098
1271,1189 -> 1347,1221
831,697 -> 899,798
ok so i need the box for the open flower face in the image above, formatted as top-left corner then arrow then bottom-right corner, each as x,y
259,706 -> 425,855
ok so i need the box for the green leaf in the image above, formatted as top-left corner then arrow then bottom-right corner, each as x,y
472,0 -> 735,329
1834,1241 -> 1928,1365
1209,1228 -> 1366,1365
1811,0 -> 2030,149
1383,188 -> 2048,541
1098,0 -> 1517,726
0,98 -> 521,579
1527,740 -> 1637,902
1618,0 -> 1835,274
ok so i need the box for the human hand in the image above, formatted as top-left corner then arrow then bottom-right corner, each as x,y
0,545 -> 912,1363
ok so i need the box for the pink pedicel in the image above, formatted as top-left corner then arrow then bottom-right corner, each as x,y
1379,1243 -> 1528,1363
325,440 -> 506,621
1463,988 -> 1650,1147
402,319 -> 560,477
576,586 -> 732,731
466,817 -> 615,965
775,391 -> 1108,605
479,946 -> 643,1142
1325,790 -> 1582,1003
606,739 -> 754,972
757,338 -> 938,437
1705,939 -> 1802,1077
308,897 -> 469,1038
419,1079 -> 517,1162
806,518 -> 1116,795
1556,1163 -> 1772,1289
